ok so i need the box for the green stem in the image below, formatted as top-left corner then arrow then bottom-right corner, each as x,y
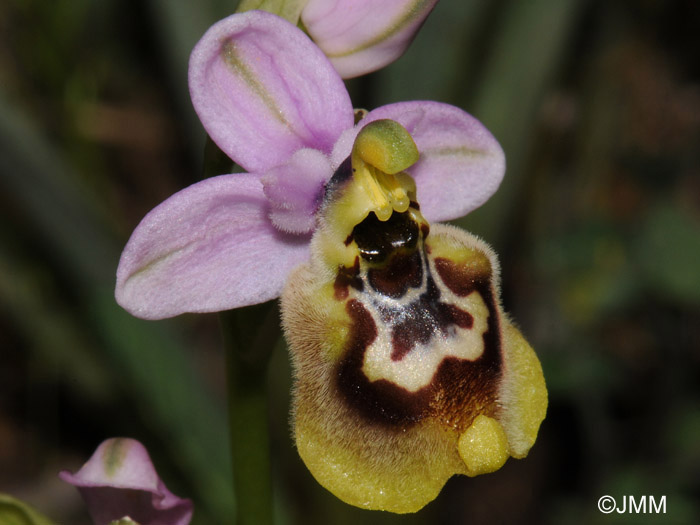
220,302 -> 280,525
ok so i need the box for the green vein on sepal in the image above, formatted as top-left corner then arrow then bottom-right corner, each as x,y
222,40 -> 291,129
325,0 -> 434,58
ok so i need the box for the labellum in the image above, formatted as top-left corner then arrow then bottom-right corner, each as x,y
281,120 -> 547,513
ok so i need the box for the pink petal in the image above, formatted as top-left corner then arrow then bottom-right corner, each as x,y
59,438 -> 193,525
189,10 -> 353,173
331,101 -> 505,222
116,174 -> 311,320
262,148 -> 332,234
302,0 -> 439,78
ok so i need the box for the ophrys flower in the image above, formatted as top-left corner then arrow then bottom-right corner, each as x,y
114,10 -> 546,514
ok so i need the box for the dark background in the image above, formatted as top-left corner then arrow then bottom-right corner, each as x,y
1,0 -> 699,523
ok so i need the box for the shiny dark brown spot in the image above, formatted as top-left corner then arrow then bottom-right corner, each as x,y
352,211 -> 419,263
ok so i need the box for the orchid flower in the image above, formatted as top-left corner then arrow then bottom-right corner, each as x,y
236,0 -> 439,78
59,438 -> 193,525
115,10 -> 546,514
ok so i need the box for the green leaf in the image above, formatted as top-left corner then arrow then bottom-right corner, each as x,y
0,494 -> 56,525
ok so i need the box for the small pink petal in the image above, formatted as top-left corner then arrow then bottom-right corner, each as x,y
59,438 -> 193,525
302,0 -> 438,78
189,10 -> 353,173
262,148 -> 332,234
332,101 -> 505,222
116,173 -> 311,319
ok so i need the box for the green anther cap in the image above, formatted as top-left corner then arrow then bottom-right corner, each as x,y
354,120 -> 419,175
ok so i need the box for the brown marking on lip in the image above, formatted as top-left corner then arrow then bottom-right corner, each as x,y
389,277 -> 476,361
420,223 -> 430,238
368,250 -> 423,299
337,299 -> 430,425
429,285 -> 502,430
336,279 -> 502,431
434,256 -> 491,297
334,257 -> 363,300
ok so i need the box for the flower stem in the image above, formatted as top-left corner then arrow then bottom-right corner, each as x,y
220,302 -> 279,525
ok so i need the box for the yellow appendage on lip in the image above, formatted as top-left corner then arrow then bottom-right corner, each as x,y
458,415 -> 509,476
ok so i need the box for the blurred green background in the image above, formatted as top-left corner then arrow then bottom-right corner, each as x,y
1,0 -> 699,523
